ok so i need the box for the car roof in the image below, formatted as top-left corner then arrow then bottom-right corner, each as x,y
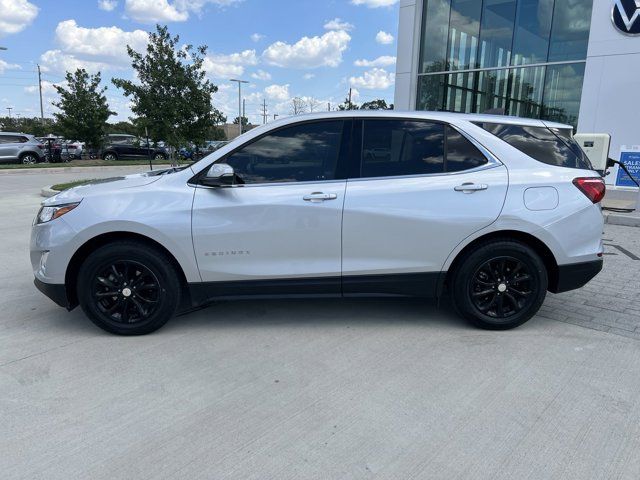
261,110 -> 572,130
0,131 -> 30,136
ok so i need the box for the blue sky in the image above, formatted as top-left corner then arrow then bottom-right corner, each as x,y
0,0 -> 400,124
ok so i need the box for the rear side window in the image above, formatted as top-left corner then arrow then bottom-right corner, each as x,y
446,127 -> 488,172
475,122 -> 592,170
361,120 -> 445,177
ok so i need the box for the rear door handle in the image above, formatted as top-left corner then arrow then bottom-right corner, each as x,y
303,192 -> 338,202
454,183 -> 488,193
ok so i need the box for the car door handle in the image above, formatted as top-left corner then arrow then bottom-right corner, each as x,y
454,183 -> 488,193
303,192 -> 338,202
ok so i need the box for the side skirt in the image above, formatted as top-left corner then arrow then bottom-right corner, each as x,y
187,272 -> 443,308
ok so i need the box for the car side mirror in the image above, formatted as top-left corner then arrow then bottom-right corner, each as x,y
201,163 -> 236,187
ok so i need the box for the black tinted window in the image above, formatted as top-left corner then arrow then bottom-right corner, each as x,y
361,120 -> 445,177
475,122 -> 592,169
446,127 -> 488,172
225,121 -> 343,184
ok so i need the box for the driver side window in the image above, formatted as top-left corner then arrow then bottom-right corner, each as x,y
225,120 -> 344,184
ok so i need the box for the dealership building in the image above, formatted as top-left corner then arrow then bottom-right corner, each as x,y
394,0 -> 640,187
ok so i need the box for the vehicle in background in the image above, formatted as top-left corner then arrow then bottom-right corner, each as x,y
99,134 -> 168,161
31,111 -> 605,335
0,132 -> 45,165
37,137 -> 69,163
204,140 -> 228,153
64,140 -> 84,159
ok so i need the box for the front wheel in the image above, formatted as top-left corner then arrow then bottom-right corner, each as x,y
103,152 -> 118,161
77,241 -> 181,335
154,153 -> 166,161
450,240 -> 548,330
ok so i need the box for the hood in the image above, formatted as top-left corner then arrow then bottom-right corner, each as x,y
43,172 -> 163,206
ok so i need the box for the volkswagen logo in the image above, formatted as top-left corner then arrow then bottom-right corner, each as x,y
612,0 -> 640,35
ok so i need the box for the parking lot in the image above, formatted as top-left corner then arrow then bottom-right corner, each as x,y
2,168 -> 640,479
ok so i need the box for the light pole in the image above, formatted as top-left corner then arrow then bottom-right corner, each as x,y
230,79 -> 249,138
6,107 -> 12,119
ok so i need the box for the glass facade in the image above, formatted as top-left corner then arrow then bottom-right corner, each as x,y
417,0 -> 593,128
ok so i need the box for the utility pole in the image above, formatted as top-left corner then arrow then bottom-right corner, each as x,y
242,99 -> 246,133
328,102 -> 331,112
37,64 -> 44,123
6,107 -> 12,119
261,99 -> 268,124
348,88 -> 353,111
273,114 -> 279,121
230,78 -> 249,137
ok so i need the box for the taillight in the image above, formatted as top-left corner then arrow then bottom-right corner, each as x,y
573,177 -> 606,204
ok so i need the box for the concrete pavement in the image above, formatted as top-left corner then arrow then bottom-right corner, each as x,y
2,168 -> 640,480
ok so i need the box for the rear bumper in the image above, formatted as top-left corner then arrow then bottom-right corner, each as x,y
551,259 -> 603,293
34,278 -> 71,310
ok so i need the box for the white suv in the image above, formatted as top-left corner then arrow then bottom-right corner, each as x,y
31,112 -> 605,335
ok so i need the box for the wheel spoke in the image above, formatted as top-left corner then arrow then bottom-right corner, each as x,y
96,291 -> 119,298
512,274 -> 531,283
496,295 -> 505,317
504,292 -> 519,310
472,289 -> 494,298
478,295 -> 497,313
507,263 -> 523,281
121,300 -> 130,323
131,297 -> 147,317
508,286 -> 531,297
97,276 -> 117,288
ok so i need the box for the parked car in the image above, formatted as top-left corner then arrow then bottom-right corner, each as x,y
31,111 -> 605,335
100,134 -> 168,161
37,137 -> 69,163
64,140 -> 84,159
0,132 -> 45,164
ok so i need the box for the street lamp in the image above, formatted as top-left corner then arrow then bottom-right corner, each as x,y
230,79 -> 249,138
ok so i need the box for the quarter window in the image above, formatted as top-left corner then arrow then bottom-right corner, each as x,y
446,127 -> 488,172
224,120 -> 344,184
361,120 -> 445,177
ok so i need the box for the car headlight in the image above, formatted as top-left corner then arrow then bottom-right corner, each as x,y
36,202 -> 80,224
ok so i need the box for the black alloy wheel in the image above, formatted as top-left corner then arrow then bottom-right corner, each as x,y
469,256 -> 535,319
77,241 -> 180,335
451,240 -> 548,330
92,260 -> 161,325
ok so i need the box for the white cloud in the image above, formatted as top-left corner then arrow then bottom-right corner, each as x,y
354,55 -> 396,67
98,0 -> 118,11
124,0 -> 243,23
351,0 -> 398,7
303,73 -> 315,80
265,84 -> 290,101
24,80 -> 59,95
203,49 -> 257,79
324,18 -> 354,31
376,31 -> 394,44
349,68 -> 395,89
250,33 -> 264,42
251,69 -> 271,81
40,20 -> 149,73
0,59 -> 21,74
0,0 -> 38,37
263,30 -> 351,69
125,0 -> 188,22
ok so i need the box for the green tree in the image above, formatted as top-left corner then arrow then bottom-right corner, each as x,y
52,69 -> 114,147
105,121 -> 140,136
232,116 -> 249,126
337,95 -> 359,111
112,24 -> 223,153
360,99 -> 393,110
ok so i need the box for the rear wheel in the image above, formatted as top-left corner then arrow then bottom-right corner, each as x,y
21,153 -> 38,165
77,242 -> 181,335
154,153 -> 166,161
103,152 -> 118,161
450,240 -> 548,330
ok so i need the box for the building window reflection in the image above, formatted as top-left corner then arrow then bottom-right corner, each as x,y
417,0 -> 592,128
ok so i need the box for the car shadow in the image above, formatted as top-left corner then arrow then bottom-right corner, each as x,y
167,296 -> 469,333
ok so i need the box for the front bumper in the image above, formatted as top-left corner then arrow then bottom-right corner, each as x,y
34,278 -> 71,309
551,259 -> 603,293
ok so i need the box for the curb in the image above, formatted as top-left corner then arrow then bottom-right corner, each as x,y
41,186 -> 59,198
0,164 -> 172,176
604,211 -> 640,228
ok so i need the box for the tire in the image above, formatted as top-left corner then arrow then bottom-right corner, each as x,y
154,153 -> 166,161
20,153 -> 38,165
77,241 -> 181,335
103,152 -> 118,161
450,240 -> 548,330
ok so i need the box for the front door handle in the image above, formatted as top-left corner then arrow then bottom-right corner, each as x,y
454,183 -> 488,193
303,192 -> 338,202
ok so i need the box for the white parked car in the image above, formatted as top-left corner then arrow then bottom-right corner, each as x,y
31,111 -> 605,335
